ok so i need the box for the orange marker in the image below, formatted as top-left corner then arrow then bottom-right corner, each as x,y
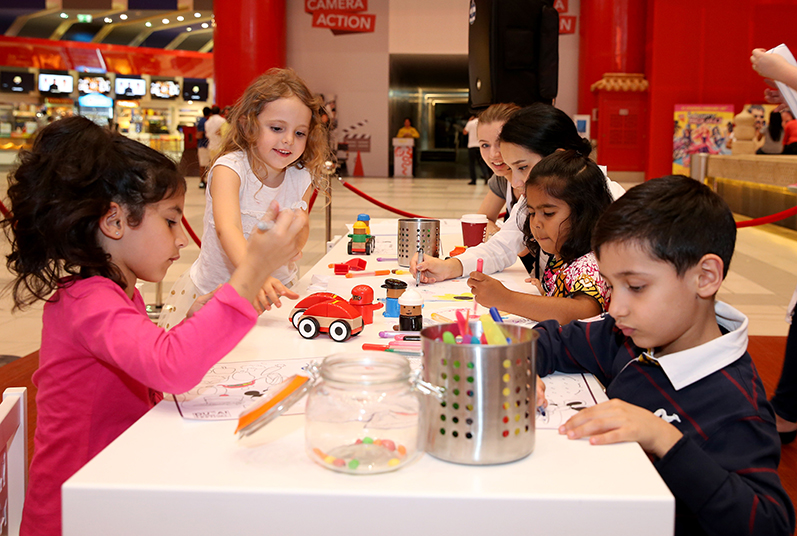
345,270 -> 390,278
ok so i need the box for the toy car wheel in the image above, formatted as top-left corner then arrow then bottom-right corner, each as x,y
364,241 -> 372,255
328,320 -> 352,342
297,317 -> 320,339
347,242 -> 353,255
291,309 -> 306,328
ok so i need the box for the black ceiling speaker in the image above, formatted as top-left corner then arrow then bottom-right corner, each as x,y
468,0 -> 559,110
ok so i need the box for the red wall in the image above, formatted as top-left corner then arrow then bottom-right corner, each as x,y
644,0 -> 797,179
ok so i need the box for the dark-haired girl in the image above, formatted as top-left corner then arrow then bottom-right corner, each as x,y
411,103 -> 621,323
2,116 -> 307,536
468,150 -> 613,324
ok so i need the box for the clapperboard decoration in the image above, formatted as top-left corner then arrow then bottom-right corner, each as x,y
342,120 -> 371,153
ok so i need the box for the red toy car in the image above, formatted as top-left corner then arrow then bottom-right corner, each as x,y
289,292 -> 364,342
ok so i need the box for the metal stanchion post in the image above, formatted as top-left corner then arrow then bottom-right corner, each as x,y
324,160 -> 334,244
146,281 -> 164,322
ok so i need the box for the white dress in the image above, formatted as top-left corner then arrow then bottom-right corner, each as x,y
190,151 -> 312,295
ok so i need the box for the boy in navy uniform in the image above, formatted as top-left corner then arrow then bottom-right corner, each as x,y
535,175 -> 795,535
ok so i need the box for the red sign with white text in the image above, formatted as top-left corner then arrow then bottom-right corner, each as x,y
553,0 -> 568,13
559,15 -> 577,34
305,0 -> 367,14
312,10 -> 376,33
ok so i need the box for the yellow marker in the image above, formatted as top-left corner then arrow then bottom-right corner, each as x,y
431,312 -> 454,323
480,314 -> 508,345
392,269 -> 409,275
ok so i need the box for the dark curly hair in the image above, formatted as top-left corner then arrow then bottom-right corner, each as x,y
2,116 -> 186,310
520,150 -> 612,264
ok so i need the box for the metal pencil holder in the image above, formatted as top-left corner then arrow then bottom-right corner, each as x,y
398,218 -> 440,267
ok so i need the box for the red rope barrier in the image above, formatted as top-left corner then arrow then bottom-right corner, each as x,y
182,215 -> 202,248
0,199 -> 10,220
735,205 -> 797,228
308,188 -> 318,213
339,180 -> 429,219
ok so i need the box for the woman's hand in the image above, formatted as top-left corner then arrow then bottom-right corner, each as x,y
410,253 -> 463,283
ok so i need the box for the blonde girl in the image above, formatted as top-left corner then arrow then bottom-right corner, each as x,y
190,68 -> 332,313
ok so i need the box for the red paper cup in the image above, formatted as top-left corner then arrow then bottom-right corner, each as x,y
461,214 -> 488,247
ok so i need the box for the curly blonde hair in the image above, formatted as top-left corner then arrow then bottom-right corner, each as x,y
212,68 -> 332,193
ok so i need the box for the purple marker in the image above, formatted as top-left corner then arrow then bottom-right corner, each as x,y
377,257 -> 398,262
379,330 -> 422,338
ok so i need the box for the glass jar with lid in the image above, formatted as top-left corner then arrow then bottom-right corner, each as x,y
305,352 -> 426,474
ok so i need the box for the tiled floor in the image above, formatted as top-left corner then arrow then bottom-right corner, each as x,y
2,172 -> 797,359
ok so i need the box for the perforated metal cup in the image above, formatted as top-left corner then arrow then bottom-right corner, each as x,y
397,218 -> 440,267
420,322 -> 537,465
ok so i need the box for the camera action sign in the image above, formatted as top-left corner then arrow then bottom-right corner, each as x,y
306,0 -> 375,34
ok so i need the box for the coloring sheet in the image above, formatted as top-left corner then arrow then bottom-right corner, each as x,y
536,372 -> 600,429
173,358 -> 313,420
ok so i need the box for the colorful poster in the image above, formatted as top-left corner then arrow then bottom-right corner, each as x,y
672,104 -> 734,175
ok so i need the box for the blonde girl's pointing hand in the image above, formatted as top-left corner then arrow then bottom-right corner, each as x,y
229,200 -> 308,307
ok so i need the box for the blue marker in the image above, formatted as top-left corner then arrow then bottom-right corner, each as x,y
489,307 -> 503,323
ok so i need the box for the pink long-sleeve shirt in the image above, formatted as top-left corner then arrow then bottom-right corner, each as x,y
21,277 -> 257,536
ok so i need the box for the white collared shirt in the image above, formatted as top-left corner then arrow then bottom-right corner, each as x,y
638,301 -> 749,391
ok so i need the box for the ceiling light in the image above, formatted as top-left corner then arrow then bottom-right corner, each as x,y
177,16 -> 184,21
60,13 -> 68,19
145,21 -> 152,27
194,12 -> 201,18
162,18 -> 169,24
120,14 -> 128,20
186,27 -> 192,32
104,17 -> 112,23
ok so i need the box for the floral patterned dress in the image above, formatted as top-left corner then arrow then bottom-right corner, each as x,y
541,252 -> 609,311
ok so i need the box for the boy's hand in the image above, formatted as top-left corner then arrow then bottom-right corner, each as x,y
536,376 -> 547,409
559,399 -> 683,459
254,276 -> 300,313
467,272 -> 511,308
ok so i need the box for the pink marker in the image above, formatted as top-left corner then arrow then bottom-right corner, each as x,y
473,258 -> 484,316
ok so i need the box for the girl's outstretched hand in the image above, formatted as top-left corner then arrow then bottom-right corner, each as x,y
254,276 -> 300,313
229,201 -> 308,305
467,271 -> 511,308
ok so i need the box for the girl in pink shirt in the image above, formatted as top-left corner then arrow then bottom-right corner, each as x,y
1,116 -> 307,536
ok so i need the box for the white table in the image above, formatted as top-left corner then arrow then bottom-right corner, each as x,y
62,219 -> 674,536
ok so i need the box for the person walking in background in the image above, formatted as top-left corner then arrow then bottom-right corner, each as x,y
197,106 -> 211,188
756,109 -> 784,154
751,46 -> 797,442
205,105 -> 226,158
781,109 -> 797,155
464,115 -> 490,185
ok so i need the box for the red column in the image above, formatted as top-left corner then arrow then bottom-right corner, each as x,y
578,0 -> 647,117
213,0 -> 286,108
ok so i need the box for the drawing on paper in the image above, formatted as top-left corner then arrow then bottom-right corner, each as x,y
536,373 -> 599,430
173,358 -> 312,420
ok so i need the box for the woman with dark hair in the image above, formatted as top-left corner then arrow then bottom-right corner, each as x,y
411,104 -> 622,316
756,110 -> 784,154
